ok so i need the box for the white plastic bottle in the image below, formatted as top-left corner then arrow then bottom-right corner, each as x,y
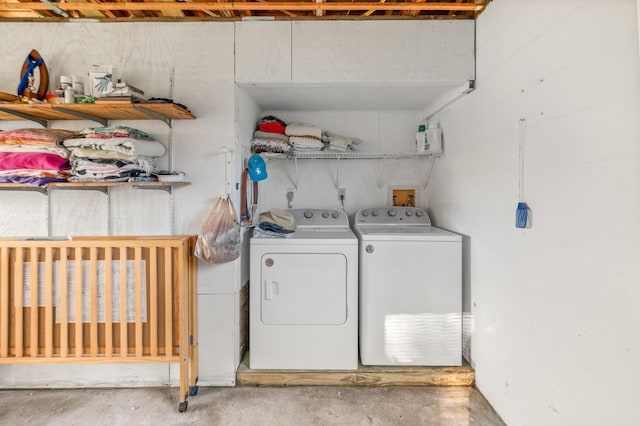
416,124 -> 426,153
425,126 -> 442,154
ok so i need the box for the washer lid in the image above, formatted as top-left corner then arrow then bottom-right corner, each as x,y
354,225 -> 461,242
251,228 -> 358,245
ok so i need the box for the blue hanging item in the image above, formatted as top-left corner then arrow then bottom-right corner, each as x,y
247,154 -> 268,182
515,119 -> 532,229
515,202 -> 531,228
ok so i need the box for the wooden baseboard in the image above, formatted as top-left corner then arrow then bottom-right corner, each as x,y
236,352 -> 474,387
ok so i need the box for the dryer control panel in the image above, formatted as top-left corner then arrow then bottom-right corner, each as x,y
355,207 -> 432,225
289,209 -> 350,229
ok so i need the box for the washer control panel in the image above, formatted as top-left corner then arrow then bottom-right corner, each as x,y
289,209 -> 349,229
355,207 -> 431,225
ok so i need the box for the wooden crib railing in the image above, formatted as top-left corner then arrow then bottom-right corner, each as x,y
0,236 -> 198,412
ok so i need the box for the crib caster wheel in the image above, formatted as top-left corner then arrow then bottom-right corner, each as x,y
178,401 -> 188,412
189,385 -> 199,396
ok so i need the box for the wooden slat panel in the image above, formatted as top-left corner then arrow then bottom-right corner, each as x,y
74,247 -> 83,357
119,247 -> 127,357
149,247 -> 158,357
44,247 -> 53,357
164,248 -> 172,357
134,247 -> 143,357
15,248 -> 24,357
0,236 -> 196,409
0,247 -> 8,358
89,247 -> 98,357
29,247 -> 38,357
104,247 -> 113,357
59,247 -> 69,358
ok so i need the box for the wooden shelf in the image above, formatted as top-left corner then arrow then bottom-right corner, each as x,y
0,102 -> 195,126
48,181 -> 191,189
0,181 -> 190,194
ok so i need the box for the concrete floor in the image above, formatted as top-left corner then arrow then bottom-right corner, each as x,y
0,386 -> 505,425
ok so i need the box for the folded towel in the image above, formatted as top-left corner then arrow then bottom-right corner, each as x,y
290,136 -> 324,149
254,130 -> 289,143
325,144 -> 348,152
285,123 -> 322,139
323,131 -> 363,146
328,136 -> 351,149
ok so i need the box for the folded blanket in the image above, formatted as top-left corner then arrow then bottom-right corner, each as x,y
79,125 -> 154,140
251,138 -> 292,155
69,148 -> 156,173
0,128 -> 79,147
0,145 -> 70,158
258,122 -> 286,135
0,175 -> 66,187
289,135 -> 324,149
63,137 -> 166,157
258,115 -> 287,127
0,169 -> 70,179
254,130 -> 289,143
285,124 -> 322,139
0,152 -> 69,171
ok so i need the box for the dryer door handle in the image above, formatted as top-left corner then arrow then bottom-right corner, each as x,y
265,280 -> 279,300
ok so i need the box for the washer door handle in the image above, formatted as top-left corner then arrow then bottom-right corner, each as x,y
365,245 -> 375,254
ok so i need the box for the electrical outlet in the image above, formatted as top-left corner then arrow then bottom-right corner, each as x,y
286,188 -> 295,208
338,188 -> 346,201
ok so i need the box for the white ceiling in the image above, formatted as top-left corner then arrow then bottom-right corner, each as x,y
236,81 -> 472,112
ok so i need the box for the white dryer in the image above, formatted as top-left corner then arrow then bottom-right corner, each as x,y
250,209 -> 358,370
353,207 -> 462,366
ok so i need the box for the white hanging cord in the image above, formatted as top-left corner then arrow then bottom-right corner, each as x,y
518,119 -> 526,202
423,156 -> 437,189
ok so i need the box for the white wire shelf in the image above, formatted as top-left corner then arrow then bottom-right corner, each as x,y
264,152 -> 435,160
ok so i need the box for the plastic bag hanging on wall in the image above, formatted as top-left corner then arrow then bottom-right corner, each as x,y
195,195 -> 241,263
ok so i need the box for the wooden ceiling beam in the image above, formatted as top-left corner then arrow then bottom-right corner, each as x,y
0,1 -> 489,13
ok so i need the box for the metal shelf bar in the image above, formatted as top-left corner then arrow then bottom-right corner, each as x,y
51,106 -> 108,127
269,152 -> 434,160
0,107 -> 49,128
132,105 -> 171,128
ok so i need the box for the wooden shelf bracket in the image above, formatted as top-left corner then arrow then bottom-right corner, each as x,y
0,106 -> 49,128
51,106 -> 109,127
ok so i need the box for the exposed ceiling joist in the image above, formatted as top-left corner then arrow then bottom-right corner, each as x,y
0,0 -> 491,21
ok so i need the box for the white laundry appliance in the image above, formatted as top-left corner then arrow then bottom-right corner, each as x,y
250,209 -> 358,370
353,207 -> 462,366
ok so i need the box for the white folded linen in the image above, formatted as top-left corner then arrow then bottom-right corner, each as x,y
63,137 -> 166,157
289,135 -> 324,149
285,123 -> 322,139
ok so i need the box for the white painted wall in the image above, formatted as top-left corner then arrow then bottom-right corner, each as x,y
0,22 -> 239,386
428,1 -> 640,425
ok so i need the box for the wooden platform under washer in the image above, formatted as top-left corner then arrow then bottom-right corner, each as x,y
236,353 -> 474,387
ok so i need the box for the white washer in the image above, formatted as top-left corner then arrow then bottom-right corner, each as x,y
250,209 -> 358,370
353,207 -> 462,366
